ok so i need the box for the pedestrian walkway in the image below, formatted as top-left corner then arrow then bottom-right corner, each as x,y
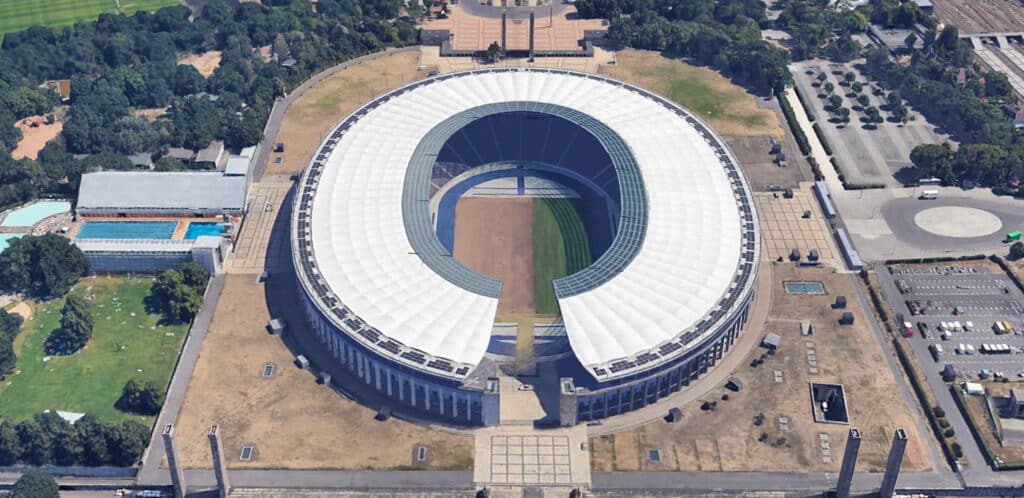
782,84 -> 843,192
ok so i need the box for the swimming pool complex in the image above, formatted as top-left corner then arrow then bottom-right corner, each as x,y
183,222 -> 224,239
1,200 -> 71,227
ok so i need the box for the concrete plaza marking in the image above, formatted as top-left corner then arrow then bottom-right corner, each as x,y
489,434 -> 571,485
913,206 -> 1003,238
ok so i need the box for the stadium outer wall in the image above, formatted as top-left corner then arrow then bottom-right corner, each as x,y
290,67 -> 759,428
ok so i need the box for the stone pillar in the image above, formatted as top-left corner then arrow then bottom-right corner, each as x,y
835,427 -> 861,498
162,424 -> 187,498
501,11 -> 507,51
879,428 -> 908,498
559,378 -> 578,427
208,425 -> 231,498
528,11 -> 535,61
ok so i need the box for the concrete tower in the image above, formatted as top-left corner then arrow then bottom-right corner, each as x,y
209,425 -> 231,498
501,11 -> 507,51
835,427 -> 861,498
878,428 -> 908,498
161,424 -> 187,498
528,11 -> 535,61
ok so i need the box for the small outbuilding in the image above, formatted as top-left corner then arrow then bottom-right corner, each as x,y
666,407 -> 683,423
762,333 -> 782,350
317,371 -> 332,385
834,296 -> 847,309
964,382 -> 984,396
808,249 -> 819,261
725,378 -> 743,392
789,249 -> 801,261
268,318 -> 286,335
800,321 -> 813,336
839,312 -> 855,325
295,354 -> 310,369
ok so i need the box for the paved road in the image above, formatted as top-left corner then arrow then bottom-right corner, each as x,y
136,275 -> 227,486
591,469 -> 961,494
874,264 -> 1024,487
250,46 -> 420,183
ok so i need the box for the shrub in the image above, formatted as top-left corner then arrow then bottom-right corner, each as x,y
952,442 -> 963,458
944,428 -> 955,438
813,123 -> 832,155
779,94 -> 811,156
116,379 -> 165,416
933,406 -> 946,418
938,418 -> 950,428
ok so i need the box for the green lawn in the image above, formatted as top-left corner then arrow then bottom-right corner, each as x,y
0,0 -> 178,40
0,277 -> 187,423
532,198 -> 592,315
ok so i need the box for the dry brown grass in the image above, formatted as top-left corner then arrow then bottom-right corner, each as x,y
11,115 -> 62,160
590,265 -> 933,473
267,51 -> 423,177
174,275 -> 473,470
598,49 -> 783,137
177,51 -> 222,78
454,197 -> 535,315
962,384 -> 1024,466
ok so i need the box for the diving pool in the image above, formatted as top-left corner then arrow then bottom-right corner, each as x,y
184,222 -> 224,240
1,200 -> 71,227
0,234 -> 22,253
76,221 -> 177,239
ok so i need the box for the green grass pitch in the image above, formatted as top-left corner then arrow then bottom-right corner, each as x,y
0,277 -> 188,423
0,0 -> 178,41
532,197 -> 592,315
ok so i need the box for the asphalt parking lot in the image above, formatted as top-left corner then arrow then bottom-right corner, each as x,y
883,264 -> 1024,380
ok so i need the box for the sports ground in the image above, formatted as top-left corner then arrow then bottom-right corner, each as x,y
452,196 -> 591,316
0,0 -> 178,40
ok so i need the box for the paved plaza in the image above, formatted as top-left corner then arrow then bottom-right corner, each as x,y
225,179 -> 291,273
754,184 -> 838,267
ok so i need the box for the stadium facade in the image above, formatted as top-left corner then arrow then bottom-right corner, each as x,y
290,68 -> 759,426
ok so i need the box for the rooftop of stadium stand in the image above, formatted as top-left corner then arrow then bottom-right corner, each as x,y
292,68 -> 759,382
77,172 -> 246,212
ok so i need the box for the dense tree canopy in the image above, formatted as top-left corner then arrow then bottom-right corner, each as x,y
116,378 -> 165,416
10,470 -> 59,498
150,262 -> 209,323
0,414 -> 148,468
0,234 -> 88,298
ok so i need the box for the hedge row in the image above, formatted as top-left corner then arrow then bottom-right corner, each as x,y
778,94 -> 811,156
812,123 -> 832,155
885,255 -> 987,265
794,86 -> 815,122
858,270 -> 890,326
892,338 -> 960,470
807,156 -> 824,181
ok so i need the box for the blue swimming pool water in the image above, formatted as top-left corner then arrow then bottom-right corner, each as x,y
76,221 -> 177,239
0,234 -> 22,253
1,200 -> 71,227
184,222 -> 224,240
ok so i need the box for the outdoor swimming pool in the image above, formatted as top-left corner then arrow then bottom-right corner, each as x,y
1,200 -> 71,227
184,222 -> 224,240
76,221 -> 177,239
0,234 -> 22,253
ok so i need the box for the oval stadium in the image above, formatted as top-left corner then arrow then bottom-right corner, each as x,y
290,67 -> 760,427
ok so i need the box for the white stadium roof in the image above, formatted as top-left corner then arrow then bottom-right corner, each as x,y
299,69 -> 756,379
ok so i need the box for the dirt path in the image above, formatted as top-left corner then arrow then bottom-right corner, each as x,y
11,116 -> 62,160
453,197 -> 535,315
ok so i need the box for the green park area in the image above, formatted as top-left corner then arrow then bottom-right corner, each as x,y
532,198 -> 592,315
0,0 -> 177,40
0,277 -> 187,423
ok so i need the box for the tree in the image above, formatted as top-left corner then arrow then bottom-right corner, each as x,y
817,72 -> 827,84
1011,242 -> 1024,260
178,261 -> 210,290
911,143 -> 955,182
823,82 -> 834,95
10,471 -> 58,498
844,71 -> 856,84
0,338 -> 14,378
0,234 -> 88,298
15,419 -> 51,466
117,378 -> 165,415
852,81 -> 863,94
985,72 -> 1013,99
857,94 -> 870,107
154,157 -> 186,171
50,294 -> 94,354
837,106 -> 851,124
486,41 -> 502,63
75,415 -> 111,466
150,269 -> 203,323
828,94 -> 843,110
106,420 -> 149,466
0,420 -> 20,465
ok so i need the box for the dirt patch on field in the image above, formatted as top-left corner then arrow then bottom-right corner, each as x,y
173,275 -> 474,470
598,49 -> 783,137
7,302 -> 31,321
268,51 -> 423,177
177,51 -> 222,78
11,116 -> 61,160
453,197 -> 535,315
590,265 -> 933,473
133,107 -> 168,122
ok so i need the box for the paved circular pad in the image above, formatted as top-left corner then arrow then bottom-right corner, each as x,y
914,206 -> 1002,238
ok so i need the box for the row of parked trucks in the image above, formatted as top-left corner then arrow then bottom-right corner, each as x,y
930,342 -> 1017,360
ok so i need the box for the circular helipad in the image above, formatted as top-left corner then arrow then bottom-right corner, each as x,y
914,206 -> 1002,238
